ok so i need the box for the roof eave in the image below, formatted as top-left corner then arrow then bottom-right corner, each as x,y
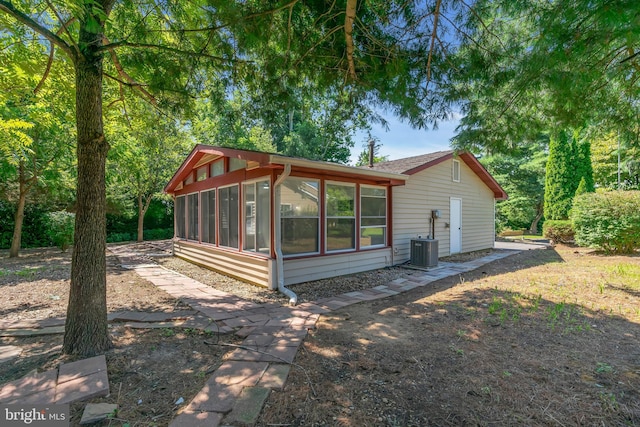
269,155 -> 409,183
458,152 -> 508,200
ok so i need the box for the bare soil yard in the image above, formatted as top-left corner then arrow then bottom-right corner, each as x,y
258,245 -> 640,426
1,244 -> 639,426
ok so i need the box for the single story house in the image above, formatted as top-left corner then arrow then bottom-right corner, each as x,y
164,145 -> 507,301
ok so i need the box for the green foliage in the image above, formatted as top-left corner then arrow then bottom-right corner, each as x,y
0,119 -> 33,160
575,140 -> 595,194
546,302 -> 589,333
574,177 -> 589,197
105,228 -> 173,243
592,131 -> 640,190
572,191 -> 640,254
0,201 -> 56,249
542,220 -> 575,244
105,200 -> 173,242
544,131 -> 576,220
354,138 -> 389,167
451,0 -> 640,151
46,211 -> 75,251
544,130 -> 594,220
481,141 -> 547,233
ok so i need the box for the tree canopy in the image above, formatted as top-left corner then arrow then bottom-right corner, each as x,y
451,0 -> 640,152
0,0 -> 464,356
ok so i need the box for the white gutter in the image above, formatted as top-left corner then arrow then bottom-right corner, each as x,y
273,164 -> 297,305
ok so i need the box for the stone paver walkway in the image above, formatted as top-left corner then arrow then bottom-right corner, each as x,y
0,355 -> 109,405
107,242 -> 528,426
0,241 -> 536,425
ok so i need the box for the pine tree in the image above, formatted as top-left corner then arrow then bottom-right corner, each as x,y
545,130 -> 595,220
575,139 -> 595,194
544,130 -> 575,220
574,177 -> 588,197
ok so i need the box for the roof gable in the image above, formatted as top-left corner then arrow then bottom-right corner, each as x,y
367,150 -> 507,200
365,150 -> 453,174
164,145 -> 409,194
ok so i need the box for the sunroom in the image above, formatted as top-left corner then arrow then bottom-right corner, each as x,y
164,145 -> 408,297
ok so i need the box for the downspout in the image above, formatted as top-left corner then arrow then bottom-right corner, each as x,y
274,164 -> 297,305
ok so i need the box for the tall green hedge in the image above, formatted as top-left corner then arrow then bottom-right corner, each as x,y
572,191 -> 640,254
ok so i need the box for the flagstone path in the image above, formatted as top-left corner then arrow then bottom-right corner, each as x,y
0,240 -> 539,425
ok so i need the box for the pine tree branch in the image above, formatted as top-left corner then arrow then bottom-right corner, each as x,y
0,0 -> 75,59
97,41 -> 246,64
459,0 -> 508,53
620,49 -> 640,64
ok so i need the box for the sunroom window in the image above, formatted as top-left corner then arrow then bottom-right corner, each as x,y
211,159 -> 224,177
280,178 -> 319,255
243,180 -> 270,254
229,158 -> 246,172
187,193 -> 199,241
218,185 -> 239,248
196,166 -> 207,181
326,182 -> 355,251
360,186 -> 386,248
175,195 -> 186,239
201,189 -> 216,244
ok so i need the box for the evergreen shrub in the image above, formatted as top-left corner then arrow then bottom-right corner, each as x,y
572,191 -> 640,254
543,220 -> 575,244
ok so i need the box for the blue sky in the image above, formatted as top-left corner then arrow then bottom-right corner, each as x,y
350,113 -> 460,164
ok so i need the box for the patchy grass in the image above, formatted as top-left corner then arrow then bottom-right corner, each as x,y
259,245 -> 640,426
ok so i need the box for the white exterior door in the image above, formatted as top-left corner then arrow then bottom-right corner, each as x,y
450,198 -> 462,254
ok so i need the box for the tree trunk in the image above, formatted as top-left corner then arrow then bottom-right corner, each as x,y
529,204 -> 544,235
137,193 -> 152,242
9,172 -> 27,258
63,26 -> 112,356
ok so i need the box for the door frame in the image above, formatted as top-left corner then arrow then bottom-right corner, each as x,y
450,197 -> 462,254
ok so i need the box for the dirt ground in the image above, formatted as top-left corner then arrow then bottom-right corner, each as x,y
1,244 -> 639,426
258,245 -> 640,426
0,247 -> 242,426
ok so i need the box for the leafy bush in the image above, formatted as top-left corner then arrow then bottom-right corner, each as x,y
106,232 -> 135,243
572,191 -> 640,254
46,211 -> 75,251
543,220 -> 575,244
143,228 -> 174,241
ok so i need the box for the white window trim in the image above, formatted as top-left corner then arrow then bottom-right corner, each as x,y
185,191 -> 200,242
325,181 -> 356,253
452,159 -> 461,182
242,178 -> 271,255
175,194 -> 186,239
217,184 -> 240,250
200,188 -> 217,246
359,184 -> 387,249
281,177 -> 321,258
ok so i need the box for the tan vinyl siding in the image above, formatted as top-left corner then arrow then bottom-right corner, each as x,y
283,248 -> 392,286
174,240 -> 270,287
392,158 -> 495,261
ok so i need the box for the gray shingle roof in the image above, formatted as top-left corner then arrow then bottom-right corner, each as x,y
363,150 -> 454,174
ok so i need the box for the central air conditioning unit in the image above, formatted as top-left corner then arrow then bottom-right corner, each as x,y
410,239 -> 438,267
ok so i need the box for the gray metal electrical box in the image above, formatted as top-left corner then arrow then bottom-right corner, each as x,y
410,239 -> 438,267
